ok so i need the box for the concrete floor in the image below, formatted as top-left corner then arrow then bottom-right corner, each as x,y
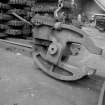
0,49 -> 100,105
0,27 -> 105,105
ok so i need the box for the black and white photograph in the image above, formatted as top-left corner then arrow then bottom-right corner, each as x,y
0,0 -> 105,105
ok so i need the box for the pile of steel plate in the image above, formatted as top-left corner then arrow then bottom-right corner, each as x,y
0,1 -> 11,38
0,0 -> 34,38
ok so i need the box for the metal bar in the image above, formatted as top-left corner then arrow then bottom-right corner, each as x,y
12,12 -> 33,26
0,39 -> 32,48
98,81 -> 105,105
0,39 -> 33,57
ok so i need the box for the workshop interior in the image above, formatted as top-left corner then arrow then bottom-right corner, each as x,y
0,0 -> 105,105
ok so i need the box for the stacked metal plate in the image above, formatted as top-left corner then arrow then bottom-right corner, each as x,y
5,0 -> 32,38
0,1 -> 11,38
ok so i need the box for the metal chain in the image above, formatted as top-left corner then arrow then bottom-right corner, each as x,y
54,0 -> 64,18
58,0 -> 64,9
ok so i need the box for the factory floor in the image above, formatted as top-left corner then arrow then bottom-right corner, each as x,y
0,27 -> 105,105
0,48 -> 100,105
